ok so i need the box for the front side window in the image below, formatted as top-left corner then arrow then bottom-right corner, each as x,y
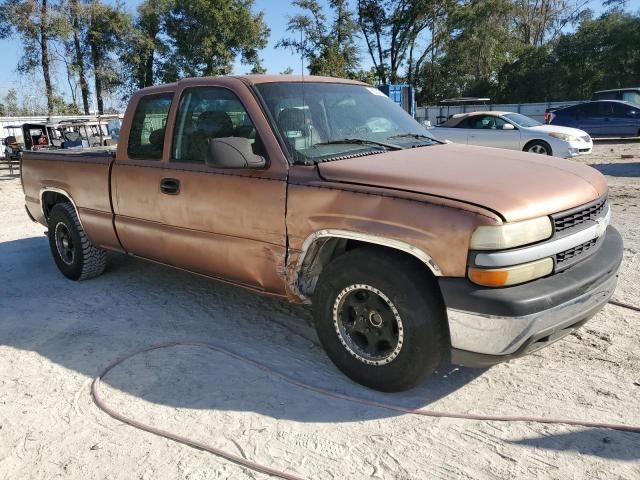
172,87 -> 259,164
611,102 -> 630,117
127,93 -> 173,160
256,82 -> 439,163
468,115 -> 507,129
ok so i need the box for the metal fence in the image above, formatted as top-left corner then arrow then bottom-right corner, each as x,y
415,100 -> 583,125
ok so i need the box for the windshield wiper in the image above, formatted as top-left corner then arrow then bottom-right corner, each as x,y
388,133 -> 438,142
312,138 -> 403,151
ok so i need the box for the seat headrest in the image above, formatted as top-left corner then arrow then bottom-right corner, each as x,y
277,108 -> 306,133
148,128 -> 165,149
196,111 -> 234,138
64,131 -> 81,143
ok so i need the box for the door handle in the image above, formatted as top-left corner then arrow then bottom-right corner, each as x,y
160,178 -> 180,195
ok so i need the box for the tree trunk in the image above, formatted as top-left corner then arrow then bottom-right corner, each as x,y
40,0 -> 54,115
90,40 -> 103,114
71,0 -> 90,114
144,47 -> 154,87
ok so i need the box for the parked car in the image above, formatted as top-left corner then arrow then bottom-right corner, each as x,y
546,100 -> 640,137
431,111 -> 592,158
592,87 -> 640,106
21,75 -> 622,392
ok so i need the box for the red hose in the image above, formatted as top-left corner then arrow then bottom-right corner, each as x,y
92,336 -> 640,480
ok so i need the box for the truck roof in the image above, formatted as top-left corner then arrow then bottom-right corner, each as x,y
134,75 -> 366,96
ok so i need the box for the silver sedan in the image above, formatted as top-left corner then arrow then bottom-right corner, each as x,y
430,111 -> 593,158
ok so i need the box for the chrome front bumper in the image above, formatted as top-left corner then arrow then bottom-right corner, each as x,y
447,273 -> 617,358
439,225 -> 623,367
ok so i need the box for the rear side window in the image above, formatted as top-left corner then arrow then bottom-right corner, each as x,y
127,93 -> 174,160
456,118 -> 474,128
579,103 -> 612,116
592,91 -> 617,101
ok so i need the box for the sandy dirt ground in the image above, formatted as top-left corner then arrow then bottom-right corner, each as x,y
0,141 -> 639,480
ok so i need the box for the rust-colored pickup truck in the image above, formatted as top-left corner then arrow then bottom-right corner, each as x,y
21,75 -> 623,391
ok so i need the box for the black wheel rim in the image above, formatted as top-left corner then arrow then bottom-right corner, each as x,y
54,222 -> 75,265
332,284 -> 404,366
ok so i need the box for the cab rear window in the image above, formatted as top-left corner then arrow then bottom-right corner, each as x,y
127,93 -> 174,160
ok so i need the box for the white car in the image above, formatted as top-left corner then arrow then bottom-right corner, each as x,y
430,111 -> 593,158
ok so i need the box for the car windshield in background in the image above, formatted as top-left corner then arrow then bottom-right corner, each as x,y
256,82 -> 439,163
503,113 -> 542,128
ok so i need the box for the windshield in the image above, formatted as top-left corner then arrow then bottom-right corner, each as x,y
503,113 -> 542,128
256,82 -> 439,163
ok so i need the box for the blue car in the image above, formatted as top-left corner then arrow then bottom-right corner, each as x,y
547,100 -> 640,137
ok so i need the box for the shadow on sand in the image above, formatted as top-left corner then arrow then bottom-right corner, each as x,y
591,162 -> 640,178
0,235 -> 485,424
509,428 -> 640,461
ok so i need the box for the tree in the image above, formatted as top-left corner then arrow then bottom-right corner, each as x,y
2,88 -> 21,116
163,0 -> 269,79
415,0 -> 514,103
85,0 -> 131,114
512,0 -> 588,47
1,0 -> 69,114
277,0 -> 360,78
120,0 -> 173,92
68,0 -> 90,113
357,0 -> 453,85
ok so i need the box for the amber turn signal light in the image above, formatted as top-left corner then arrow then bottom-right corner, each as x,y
468,257 -> 553,287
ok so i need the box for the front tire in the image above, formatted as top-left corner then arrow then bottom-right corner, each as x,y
313,247 -> 447,392
524,140 -> 552,156
47,202 -> 107,280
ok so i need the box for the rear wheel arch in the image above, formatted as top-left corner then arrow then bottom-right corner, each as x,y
40,188 -> 81,224
294,230 -> 443,300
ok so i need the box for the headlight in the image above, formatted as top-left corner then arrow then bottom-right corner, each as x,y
549,132 -> 579,142
468,258 -> 553,287
470,216 -> 552,250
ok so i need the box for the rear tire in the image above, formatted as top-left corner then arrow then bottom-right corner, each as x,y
47,202 -> 107,280
524,140 -> 552,156
312,247 -> 447,392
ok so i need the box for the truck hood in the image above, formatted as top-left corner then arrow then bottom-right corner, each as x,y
317,143 -> 608,222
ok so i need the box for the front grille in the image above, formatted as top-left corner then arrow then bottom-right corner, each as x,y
555,238 -> 598,269
554,197 -> 607,234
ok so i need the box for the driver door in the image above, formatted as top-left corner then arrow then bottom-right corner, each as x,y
112,80 -> 289,295
468,115 -> 520,150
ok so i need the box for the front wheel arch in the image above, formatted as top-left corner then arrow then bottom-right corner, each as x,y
295,234 -> 442,300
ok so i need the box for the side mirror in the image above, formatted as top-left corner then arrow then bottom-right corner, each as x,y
502,123 -> 515,130
206,137 -> 266,169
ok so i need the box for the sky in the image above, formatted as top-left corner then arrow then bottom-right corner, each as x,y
0,0 -> 636,106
